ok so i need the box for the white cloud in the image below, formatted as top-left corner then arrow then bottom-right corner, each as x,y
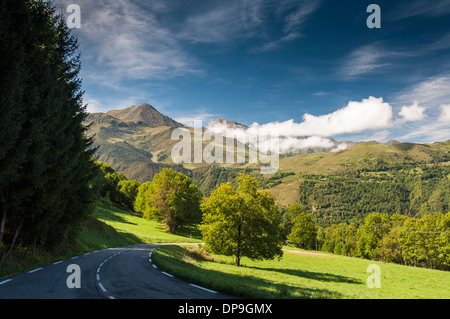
390,75 -> 450,142
209,96 -> 393,138
251,0 -> 321,52
340,45 -> 391,79
174,109 -> 221,128
398,102 -> 426,122
391,0 -> 450,20
83,96 -> 103,113
52,0 -> 322,85
439,104 -> 450,122
206,96 -> 394,154
395,74 -> 450,108
397,122 -> 450,142
282,0 -> 321,34
297,96 -> 393,136
54,0 -> 200,82
177,0 -> 266,44
177,0 -> 321,54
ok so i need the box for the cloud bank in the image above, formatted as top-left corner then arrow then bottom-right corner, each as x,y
207,96 -> 396,154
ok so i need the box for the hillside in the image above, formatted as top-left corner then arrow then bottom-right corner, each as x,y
84,103 -> 358,183
269,140 -> 450,225
85,104 -> 188,182
84,103 -> 450,226
278,140 -> 450,175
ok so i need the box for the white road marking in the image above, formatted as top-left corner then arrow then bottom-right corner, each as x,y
189,284 -> 218,294
71,256 -> 79,260
0,279 -> 12,285
108,295 -> 115,299
96,274 -> 100,281
28,268 -> 43,273
53,261 -> 64,265
161,272 -> 174,278
152,264 -> 158,269
98,282 -> 107,292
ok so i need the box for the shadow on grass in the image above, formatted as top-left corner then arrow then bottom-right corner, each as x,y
79,215 -> 144,251
247,266 -> 361,285
177,224 -> 203,240
95,202 -> 138,226
153,246 -> 346,299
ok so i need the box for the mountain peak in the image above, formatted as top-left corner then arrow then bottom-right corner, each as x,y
209,118 -> 248,129
106,103 -> 184,127
131,103 -> 157,112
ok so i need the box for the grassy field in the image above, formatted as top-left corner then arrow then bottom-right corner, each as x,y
88,200 -> 202,245
152,244 -> 450,299
2,200 -> 449,299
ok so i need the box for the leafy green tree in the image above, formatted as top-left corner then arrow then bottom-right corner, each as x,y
321,223 -> 357,256
379,214 -> 408,263
357,212 -> 391,260
117,180 -> 141,210
287,212 -> 317,250
437,212 -> 450,270
200,173 -> 283,266
281,204 -> 304,239
399,213 -> 449,269
93,161 -> 139,209
134,169 -> 202,233
134,182 -> 152,217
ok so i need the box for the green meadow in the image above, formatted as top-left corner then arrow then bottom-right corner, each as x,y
152,244 -> 450,299
83,200 -> 201,246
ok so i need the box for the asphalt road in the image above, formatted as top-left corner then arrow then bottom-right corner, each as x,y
0,244 -> 235,299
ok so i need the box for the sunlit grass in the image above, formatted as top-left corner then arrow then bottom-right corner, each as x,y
91,200 -> 202,244
152,245 -> 450,299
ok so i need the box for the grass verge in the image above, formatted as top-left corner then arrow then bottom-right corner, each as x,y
0,199 -> 199,277
152,245 -> 450,299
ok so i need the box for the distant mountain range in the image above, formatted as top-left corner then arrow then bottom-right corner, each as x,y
84,103 -> 450,206
84,102 -> 348,181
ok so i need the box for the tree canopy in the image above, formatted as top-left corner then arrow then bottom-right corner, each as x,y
200,173 -> 283,266
134,168 -> 202,233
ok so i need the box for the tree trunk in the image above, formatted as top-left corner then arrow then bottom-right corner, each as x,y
235,252 -> 240,267
0,206 -> 6,251
0,216 -> 24,267
235,222 -> 242,267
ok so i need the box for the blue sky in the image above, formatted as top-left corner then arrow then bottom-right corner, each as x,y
53,0 -> 450,143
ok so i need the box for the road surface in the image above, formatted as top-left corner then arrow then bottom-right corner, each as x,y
0,244 -> 235,299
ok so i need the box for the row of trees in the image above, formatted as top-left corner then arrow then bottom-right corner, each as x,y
284,208 -> 450,271
99,166 -> 284,267
100,165 -> 449,270
0,0 -> 97,266
321,212 -> 450,270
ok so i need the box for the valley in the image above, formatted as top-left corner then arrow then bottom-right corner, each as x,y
85,103 -> 450,226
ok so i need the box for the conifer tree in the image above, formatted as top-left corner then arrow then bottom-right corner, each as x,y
0,0 -> 96,263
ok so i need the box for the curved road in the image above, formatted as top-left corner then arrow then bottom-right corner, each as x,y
0,244 -> 234,299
